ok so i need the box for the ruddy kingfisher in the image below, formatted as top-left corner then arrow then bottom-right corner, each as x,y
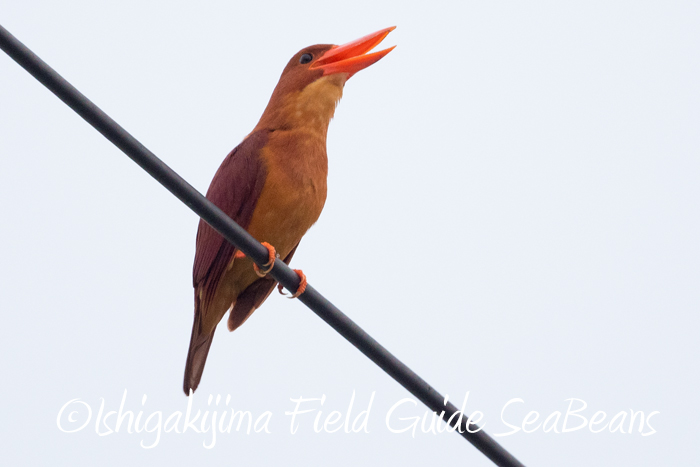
184,27 -> 396,394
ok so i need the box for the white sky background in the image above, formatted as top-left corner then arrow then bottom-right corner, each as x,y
1,1 -> 698,465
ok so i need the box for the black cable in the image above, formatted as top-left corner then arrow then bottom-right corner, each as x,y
0,24 -> 526,467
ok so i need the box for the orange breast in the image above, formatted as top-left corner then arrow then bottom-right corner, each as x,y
247,128 -> 328,259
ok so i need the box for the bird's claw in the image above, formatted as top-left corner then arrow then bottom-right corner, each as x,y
254,242 -> 278,277
277,269 -> 307,299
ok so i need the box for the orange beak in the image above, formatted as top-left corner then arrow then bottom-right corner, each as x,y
311,26 -> 396,78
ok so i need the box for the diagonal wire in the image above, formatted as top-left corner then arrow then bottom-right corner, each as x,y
0,24 -> 526,467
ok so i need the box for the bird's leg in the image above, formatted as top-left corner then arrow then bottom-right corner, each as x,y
227,249 -> 247,271
277,269 -> 307,299
233,250 -> 246,260
253,242 -> 278,277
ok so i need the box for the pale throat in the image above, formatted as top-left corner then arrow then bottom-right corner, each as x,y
282,74 -> 346,137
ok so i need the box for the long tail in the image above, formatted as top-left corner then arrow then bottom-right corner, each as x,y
183,298 -> 216,395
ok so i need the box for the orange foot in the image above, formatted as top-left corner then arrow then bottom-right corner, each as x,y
234,243 -> 278,276
278,269 -> 307,299
253,242 -> 277,277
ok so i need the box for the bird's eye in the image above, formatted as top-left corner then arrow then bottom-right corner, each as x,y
299,53 -> 313,65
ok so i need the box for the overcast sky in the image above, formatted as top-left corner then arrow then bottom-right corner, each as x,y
1,1 -> 698,466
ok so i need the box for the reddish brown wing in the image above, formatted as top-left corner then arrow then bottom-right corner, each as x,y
193,129 -> 270,304
185,132 -> 276,395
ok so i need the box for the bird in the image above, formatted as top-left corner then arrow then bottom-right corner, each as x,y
183,27 -> 396,395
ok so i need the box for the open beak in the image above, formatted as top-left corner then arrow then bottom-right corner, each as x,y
311,26 -> 396,78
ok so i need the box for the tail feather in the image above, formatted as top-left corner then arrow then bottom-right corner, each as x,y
183,304 -> 216,395
182,244 -> 299,395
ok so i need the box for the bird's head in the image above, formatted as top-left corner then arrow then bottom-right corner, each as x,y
255,27 -> 395,133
